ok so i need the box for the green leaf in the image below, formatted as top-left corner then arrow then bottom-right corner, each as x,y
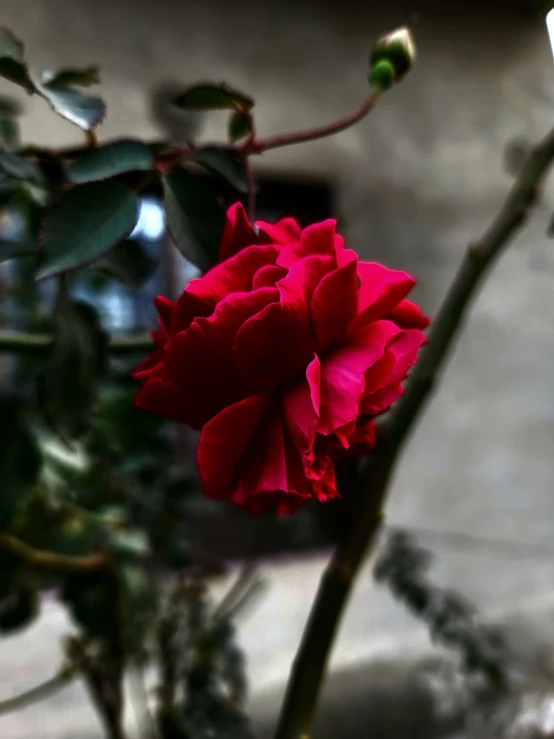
37,181 -> 139,280
193,147 -> 248,193
0,95 -> 21,116
43,66 -> 100,88
0,116 -> 19,149
0,395 -> 42,528
38,79 -> 105,131
0,588 -> 39,634
110,529 -> 150,560
0,151 -> 44,186
0,95 -> 21,150
62,574 -> 113,637
163,168 -> 225,270
38,287 -> 108,441
67,140 -> 154,184
96,238 -> 157,290
0,239 -> 36,262
0,28 -> 35,92
228,110 -> 252,142
174,83 -> 253,112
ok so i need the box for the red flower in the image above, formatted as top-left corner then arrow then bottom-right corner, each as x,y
133,203 -> 429,515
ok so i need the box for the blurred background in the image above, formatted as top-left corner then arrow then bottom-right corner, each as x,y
3,0 -> 554,737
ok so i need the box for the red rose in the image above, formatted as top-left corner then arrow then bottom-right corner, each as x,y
133,203 -> 429,515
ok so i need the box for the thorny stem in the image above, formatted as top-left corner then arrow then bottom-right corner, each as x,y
274,125 -> 554,739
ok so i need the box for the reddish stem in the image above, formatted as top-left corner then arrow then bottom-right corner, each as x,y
86,130 -> 99,148
243,154 -> 256,221
246,91 -> 380,154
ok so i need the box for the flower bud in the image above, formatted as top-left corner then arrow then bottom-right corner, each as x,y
369,27 -> 416,86
368,59 -> 396,91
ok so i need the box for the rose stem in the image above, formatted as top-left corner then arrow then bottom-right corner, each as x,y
273,124 -> 554,739
246,92 -> 380,155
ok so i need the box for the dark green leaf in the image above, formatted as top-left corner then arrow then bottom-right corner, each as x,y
228,110 -> 252,142
0,95 -> 21,116
0,151 -> 44,186
0,28 -> 34,92
193,147 -> 248,193
38,287 -> 108,441
67,140 -> 154,184
110,529 -> 150,560
0,239 -> 36,262
96,238 -> 157,290
38,80 -> 105,131
0,395 -> 42,528
0,116 -> 19,149
163,168 -> 225,270
174,83 -> 253,112
0,95 -> 21,149
62,574 -> 113,637
118,562 -> 155,652
0,588 -> 39,634
36,181 -> 139,280
43,66 -> 100,88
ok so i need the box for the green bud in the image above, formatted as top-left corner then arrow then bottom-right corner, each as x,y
370,27 -> 416,83
369,59 -> 396,91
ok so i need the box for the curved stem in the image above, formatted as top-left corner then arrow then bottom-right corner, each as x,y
247,91 -> 380,154
0,666 -> 76,716
0,532 -> 108,573
274,124 -> 554,739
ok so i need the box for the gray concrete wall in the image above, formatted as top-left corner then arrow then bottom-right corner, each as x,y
2,0 -> 554,735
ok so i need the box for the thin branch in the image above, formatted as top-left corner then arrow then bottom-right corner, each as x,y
247,91 -> 380,154
0,330 -> 153,357
243,155 -> 256,222
0,666 -> 76,716
273,125 -> 554,739
0,533 -> 108,573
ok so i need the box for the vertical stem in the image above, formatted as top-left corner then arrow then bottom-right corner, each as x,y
273,124 -> 554,739
244,155 -> 256,222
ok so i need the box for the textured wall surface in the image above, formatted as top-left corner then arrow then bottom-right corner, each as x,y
2,0 -> 554,736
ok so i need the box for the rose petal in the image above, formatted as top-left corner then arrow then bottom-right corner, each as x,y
153,296 -> 175,332
359,329 -> 425,415
231,400 -> 312,512
256,217 -> 301,245
277,219 -> 339,268
318,320 -> 402,435
282,355 -> 321,459
361,382 -> 404,415
197,394 -> 269,500
219,203 -> 258,262
170,291 -> 214,335
233,257 -> 329,388
132,353 -> 165,383
310,257 -> 358,349
186,244 -> 280,305
306,441 -> 339,502
165,287 -> 279,427
134,377 -> 197,424
252,264 -> 287,290
351,262 -> 416,332
386,298 -> 430,329
132,322 -> 168,382
387,329 -> 427,383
